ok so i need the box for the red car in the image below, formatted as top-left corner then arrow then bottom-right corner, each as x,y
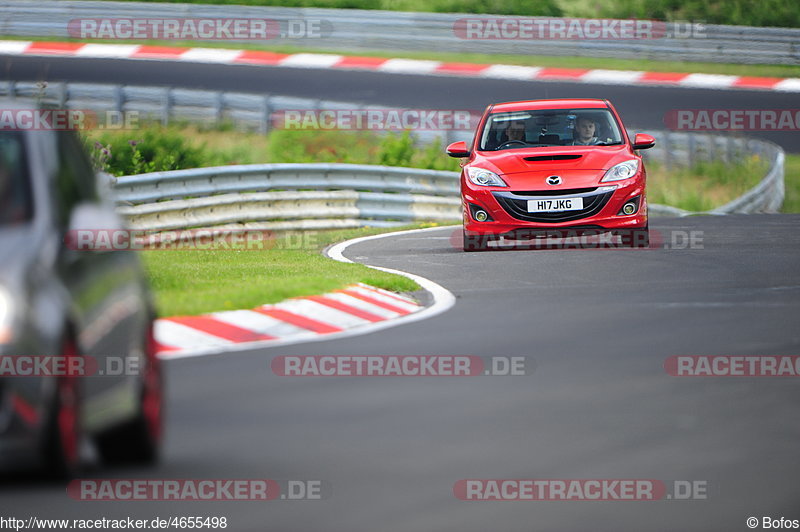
447,99 -> 655,251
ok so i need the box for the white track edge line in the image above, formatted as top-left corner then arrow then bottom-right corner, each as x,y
159,226 -> 456,360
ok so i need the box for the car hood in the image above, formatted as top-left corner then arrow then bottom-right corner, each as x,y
472,145 -> 633,176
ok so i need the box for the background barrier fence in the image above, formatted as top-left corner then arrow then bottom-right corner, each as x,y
0,81 -> 782,227
0,0 -> 798,65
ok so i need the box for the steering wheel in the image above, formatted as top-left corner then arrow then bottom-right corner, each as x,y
497,140 -> 527,149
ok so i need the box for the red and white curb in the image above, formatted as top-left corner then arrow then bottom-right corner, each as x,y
1,40 -> 798,92
155,283 -> 423,358
152,226 -> 457,359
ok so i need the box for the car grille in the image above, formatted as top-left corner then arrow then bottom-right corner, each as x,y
509,187 -> 598,197
492,188 -> 614,223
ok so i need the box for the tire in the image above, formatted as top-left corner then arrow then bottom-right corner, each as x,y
463,229 -> 491,252
95,321 -> 163,465
620,225 -> 650,248
42,336 -> 82,478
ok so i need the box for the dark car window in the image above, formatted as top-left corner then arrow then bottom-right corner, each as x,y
0,131 -> 34,226
54,131 -> 99,227
480,108 -> 624,150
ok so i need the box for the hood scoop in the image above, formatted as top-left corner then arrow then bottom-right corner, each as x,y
523,154 -> 583,162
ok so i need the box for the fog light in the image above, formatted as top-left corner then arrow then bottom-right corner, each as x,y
475,210 -> 489,222
622,202 -> 637,215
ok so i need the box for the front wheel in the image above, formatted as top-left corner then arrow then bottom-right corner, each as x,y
620,225 -> 649,248
463,229 -> 491,252
95,321 -> 163,465
43,336 -> 82,477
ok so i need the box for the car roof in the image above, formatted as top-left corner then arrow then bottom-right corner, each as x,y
489,99 -> 610,113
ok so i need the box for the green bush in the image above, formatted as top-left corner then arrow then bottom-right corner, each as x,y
379,131 -> 416,167
83,126 -> 209,176
110,0 -> 797,26
265,128 -> 379,163
599,0 -> 800,28
114,0 -> 562,16
83,123 -> 460,175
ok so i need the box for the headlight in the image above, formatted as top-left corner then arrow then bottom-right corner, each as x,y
602,159 -> 640,182
0,285 -> 12,344
467,167 -> 508,187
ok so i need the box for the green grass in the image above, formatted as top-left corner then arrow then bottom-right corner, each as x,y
6,35 -> 799,79
782,154 -> 800,213
141,225 -> 428,317
646,156 -> 769,212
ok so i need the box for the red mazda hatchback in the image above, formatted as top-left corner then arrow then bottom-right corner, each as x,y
447,99 -> 655,251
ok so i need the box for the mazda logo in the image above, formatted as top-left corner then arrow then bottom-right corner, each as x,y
546,175 -> 562,185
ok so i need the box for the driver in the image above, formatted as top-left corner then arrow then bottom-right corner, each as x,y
571,116 -> 600,145
504,120 -> 527,143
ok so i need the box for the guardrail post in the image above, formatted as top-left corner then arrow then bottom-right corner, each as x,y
214,91 -> 224,125
260,95 -> 272,135
162,87 -> 172,127
663,133 -> 672,170
725,135 -> 735,164
113,85 -> 124,115
56,82 -> 67,108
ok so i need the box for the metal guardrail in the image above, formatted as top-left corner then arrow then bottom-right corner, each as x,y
110,140 -> 784,232
1,80 -> 788,167
112,165 -> 462,231
642,132 -> 786,216
0,80 -> 466,145
0,82 -> 781,224
0,1 -> 798,65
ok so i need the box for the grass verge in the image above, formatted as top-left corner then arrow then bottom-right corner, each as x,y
141,225 -> 427,317
646,155 -> 769,212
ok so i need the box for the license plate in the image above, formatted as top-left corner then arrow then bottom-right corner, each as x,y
527,197 -> 584,213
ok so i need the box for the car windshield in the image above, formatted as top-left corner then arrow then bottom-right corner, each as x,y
479,108 -> 624,151
0,131 -> 34,226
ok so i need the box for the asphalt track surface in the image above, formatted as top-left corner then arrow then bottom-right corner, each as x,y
3,215 -> 800,531
2,55 -> 799,152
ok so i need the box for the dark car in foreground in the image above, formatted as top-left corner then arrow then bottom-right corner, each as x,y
447,99 -> 655,251
0,101 -> 162,476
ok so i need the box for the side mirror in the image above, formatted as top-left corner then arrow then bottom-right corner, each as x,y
65,202 -> 126,252
446,141 -> 471,158
632,133 -> 656,150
